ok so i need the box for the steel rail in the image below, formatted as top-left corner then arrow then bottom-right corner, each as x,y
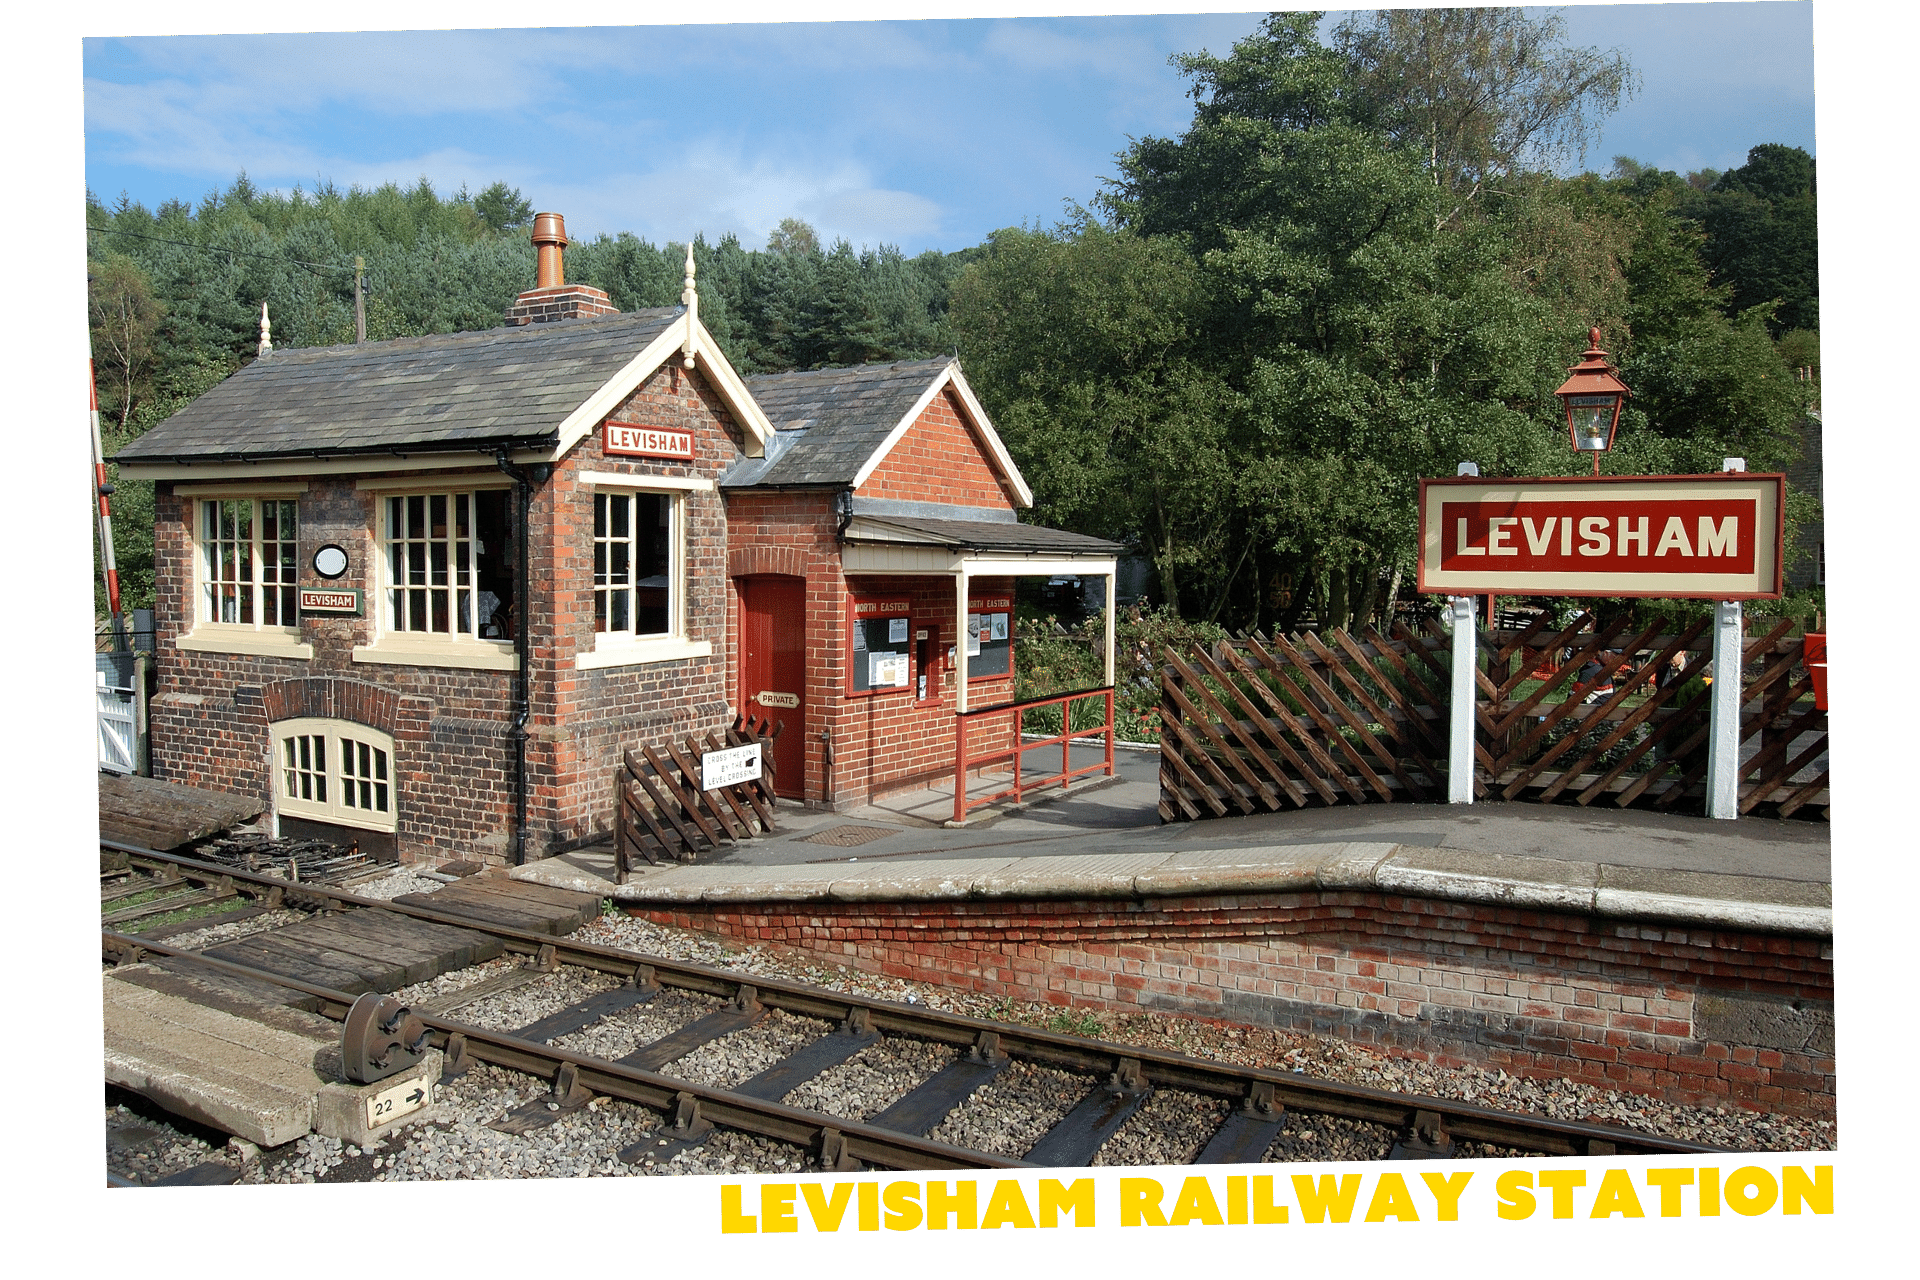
107,842 -> 1726,1159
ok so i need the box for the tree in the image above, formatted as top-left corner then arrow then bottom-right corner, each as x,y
88,253 -> 163,435
1087,13 -> 1575,627
952,217 -> 1233,615
1687,144 -> 1819,334
766,217 -> 820,256
1332,7 -> 1636,226
472,181 -> 533,232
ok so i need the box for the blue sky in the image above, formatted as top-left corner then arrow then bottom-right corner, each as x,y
81,4 -> 1815,255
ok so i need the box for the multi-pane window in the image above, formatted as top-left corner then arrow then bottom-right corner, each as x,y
593,491 -> 672,638
384,490 -> 512,640
201,499 -> 297,626
338,735 -> 391,816
281,732 -> 327,804
273,720 -> 396,832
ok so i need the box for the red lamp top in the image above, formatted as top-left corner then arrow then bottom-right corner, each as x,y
1554,327 -> 1631,404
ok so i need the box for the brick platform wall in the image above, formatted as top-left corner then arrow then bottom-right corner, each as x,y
633,891 -> 1836,1117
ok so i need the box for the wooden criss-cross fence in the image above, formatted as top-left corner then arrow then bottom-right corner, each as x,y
612,715 -> 783,880
1159,613 -> 1829,823
1157,624 -> 1452,821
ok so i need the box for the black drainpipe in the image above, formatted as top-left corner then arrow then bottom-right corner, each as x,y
833,486 -> 853,542
496,448 -> 551,865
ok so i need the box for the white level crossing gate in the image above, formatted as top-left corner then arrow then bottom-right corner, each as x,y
96,653 -> 137,774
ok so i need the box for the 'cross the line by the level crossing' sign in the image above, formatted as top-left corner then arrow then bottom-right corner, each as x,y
1417,473 -> 1784,599
701,742 -> 762,790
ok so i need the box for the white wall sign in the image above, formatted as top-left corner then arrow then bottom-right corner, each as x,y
299,587 -> 363,614
604,421 -> 696,460
701,742 -> 762,789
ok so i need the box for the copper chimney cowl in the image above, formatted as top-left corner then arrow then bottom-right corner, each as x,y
531,212 -> 568,289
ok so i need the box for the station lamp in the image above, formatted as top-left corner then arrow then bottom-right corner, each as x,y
1554,327 -> 1631,475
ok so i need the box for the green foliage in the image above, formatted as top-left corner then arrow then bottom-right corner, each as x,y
473,182 -> 534,232
1332,7 -> 1637,221
1675,144 -> 1819,334
1015,605 -> 1230,741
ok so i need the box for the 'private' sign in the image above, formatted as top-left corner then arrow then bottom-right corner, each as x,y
1418,474 -> 1784,600
604,421 -> 695,460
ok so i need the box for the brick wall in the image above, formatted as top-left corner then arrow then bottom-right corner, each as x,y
633,891 -> 1836,1117
722,487 -> 1019,808
724,490 -> 842,802
859,385 -> 1020,509
534,361 -> 741,849
832,573 -> 1015,805
152,475 -> 525,862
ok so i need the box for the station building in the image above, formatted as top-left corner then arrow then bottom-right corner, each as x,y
113,216 -> 1120,865
725,359 -> 1122,807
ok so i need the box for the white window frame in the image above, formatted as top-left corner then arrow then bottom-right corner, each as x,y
271,718 -> 397,834
176,485 -> 313,659
352,477 -> 518,671
577,471 -> 713,669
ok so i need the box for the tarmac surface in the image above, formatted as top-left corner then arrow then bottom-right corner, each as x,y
561,739 -> 1830,887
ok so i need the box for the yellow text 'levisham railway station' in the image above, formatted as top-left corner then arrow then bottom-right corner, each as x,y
719,1163 -> 1832,1232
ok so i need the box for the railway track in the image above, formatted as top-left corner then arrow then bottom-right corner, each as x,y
103,843 -> 1727,1172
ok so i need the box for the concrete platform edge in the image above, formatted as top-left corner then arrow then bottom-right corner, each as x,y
515,841 -> 1831,936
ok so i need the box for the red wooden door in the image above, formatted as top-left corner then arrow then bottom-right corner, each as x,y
740,576 -> 807,798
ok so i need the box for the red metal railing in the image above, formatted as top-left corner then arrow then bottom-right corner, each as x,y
953,684 -> 1115,823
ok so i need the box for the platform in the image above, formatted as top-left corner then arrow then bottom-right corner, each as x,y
519,838 -> 1829,936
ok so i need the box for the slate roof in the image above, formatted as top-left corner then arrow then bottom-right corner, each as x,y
113,309 -> 680,464
844,515 -> 1125,556
721,357 -> 954,487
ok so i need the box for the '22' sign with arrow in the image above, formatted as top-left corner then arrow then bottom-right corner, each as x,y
365,1078 -> 433,1129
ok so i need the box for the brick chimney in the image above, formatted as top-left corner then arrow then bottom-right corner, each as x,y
505,212 -> 618,325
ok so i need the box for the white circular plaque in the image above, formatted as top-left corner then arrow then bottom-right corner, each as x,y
312,544 -> 349,578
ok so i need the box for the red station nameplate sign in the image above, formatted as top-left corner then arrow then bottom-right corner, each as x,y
1417,473 -> 1784,600
603,420 -> 695,461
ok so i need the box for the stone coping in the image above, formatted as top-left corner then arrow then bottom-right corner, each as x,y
512,841 -> 1832,937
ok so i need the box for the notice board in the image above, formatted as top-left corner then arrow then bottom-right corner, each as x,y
849,597 -> 913,694
967,594 -> 1013,679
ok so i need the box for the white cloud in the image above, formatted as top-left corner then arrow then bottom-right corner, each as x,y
109,28 -> 637,117
535,150 -> 947,249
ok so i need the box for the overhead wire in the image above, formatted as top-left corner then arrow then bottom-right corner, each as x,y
84,222 -> 354,280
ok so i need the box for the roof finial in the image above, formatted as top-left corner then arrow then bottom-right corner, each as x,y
257,302 -> 273,357
680,241 -> 699,370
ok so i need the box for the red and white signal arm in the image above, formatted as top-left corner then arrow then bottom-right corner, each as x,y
1417,473 -> 1785,600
